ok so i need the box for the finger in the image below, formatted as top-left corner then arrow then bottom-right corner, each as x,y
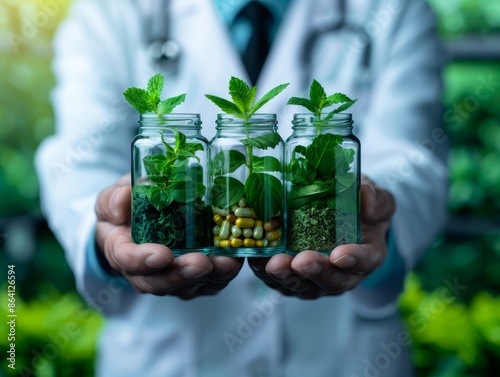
129,253 -> 213,295
206,255 -> 244,284
360,181 -> 395,224
291,250 -> 364,292
265,254 -> 316,293
95,180 -> 132,224
98,222 -> 174,275
329,240 -> 386,275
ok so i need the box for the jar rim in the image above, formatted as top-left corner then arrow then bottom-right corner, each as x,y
139,113 -> 202,128
292,112 -> 353,128
216,113 -> 277,128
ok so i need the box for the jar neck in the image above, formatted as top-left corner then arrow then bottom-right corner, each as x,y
291,113 -> 353,136
215,114 -> 278,136
138,113 -> 202,136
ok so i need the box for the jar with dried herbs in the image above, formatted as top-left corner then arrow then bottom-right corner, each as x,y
285,113 -> 361,254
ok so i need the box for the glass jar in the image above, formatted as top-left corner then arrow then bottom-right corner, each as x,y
209,114 -> 285,256
131,114 -> 210,254
285,113 -> 361,254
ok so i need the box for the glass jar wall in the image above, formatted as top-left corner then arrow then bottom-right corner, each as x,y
209,114 -> 285,256
285,113 -> 361,254
131,114 -> 210,254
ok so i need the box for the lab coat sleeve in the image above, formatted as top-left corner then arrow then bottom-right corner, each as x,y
35,0 -> 138,310
351,0 -> 448,314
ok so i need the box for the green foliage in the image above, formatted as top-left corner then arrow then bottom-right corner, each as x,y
123,73 -> 186,114
287,79 -> 357,120
206,76 -> 285,219
0,287 -> 103,377
205,76 -> 289,122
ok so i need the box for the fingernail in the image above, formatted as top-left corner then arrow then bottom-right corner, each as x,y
332,255 -> 357,269
299,262 -> 322,278
182,266 -> 210,279
145,253 -> 170,269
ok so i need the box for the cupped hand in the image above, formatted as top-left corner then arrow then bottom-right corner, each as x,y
247,176 -> 396,299
95,175 -> 243,299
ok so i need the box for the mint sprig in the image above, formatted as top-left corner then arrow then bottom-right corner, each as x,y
287,79 -> 357,120
123,73 -> 186,114
205,76 -> 289,123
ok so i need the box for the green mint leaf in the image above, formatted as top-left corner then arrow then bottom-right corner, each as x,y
123,87 -> 154,114
293,145 -> 307,157
240,132 -> 281,150
286,79 -> 357,118
211,150 -> 247,176
334,146 -> 355,174
324,99 -> 358,119
147,73 -> 164,104
158,94 -> 186,115
205,94 -> 243,116
289,158 -> 316,185
168,180 -> 198,203
212,176 -> 245,208
288,181 -> 336,209
324,93 -> 353,107
147,187 -> 174,211
309,79 -> 326,110
229,76 -> 256,113
143,154 -> 168,177
124,73 -> 186,115
335,172 -> 355,194
249,83 -> 289,115
252,156 -> 282,173
305,133 -> 343,177
245,173 -> 282,221
287,97 -> 317,113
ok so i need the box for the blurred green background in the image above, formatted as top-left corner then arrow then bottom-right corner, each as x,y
1,0 -> 500,376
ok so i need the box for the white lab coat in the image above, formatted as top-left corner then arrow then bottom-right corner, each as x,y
35,0 -> 447,376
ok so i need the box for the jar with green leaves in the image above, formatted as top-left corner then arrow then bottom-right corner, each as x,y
285,80 -> 360,254
205,77 -> 288,256
131,114 -> 211,253
124,74 -> 210,254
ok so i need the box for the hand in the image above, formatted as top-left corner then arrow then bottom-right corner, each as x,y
247,176 -> 396,299
95,175 -> 243,298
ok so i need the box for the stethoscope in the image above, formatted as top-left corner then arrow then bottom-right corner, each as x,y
146,0 -> 373,85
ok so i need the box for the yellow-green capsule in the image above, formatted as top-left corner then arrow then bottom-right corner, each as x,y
213,236 -> 221,247
219,220 -> 230,240
235,217 -> 255,228
243,228 -> 253,238
213,207 -> 230,216
231,225 -> 242,237
255,220 -> 264,227
238,198 -> 247,207
212,225 -> 221,236
253,226 -> 264,240
234,207 -> 252,218
266,228 -> 281,242
231,238 -> 243,248
243,238 -> 256,247
213,214 -> 223,226
220,240 -> 231,248
261,239 -> 269,247
269,240 -> 281,247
